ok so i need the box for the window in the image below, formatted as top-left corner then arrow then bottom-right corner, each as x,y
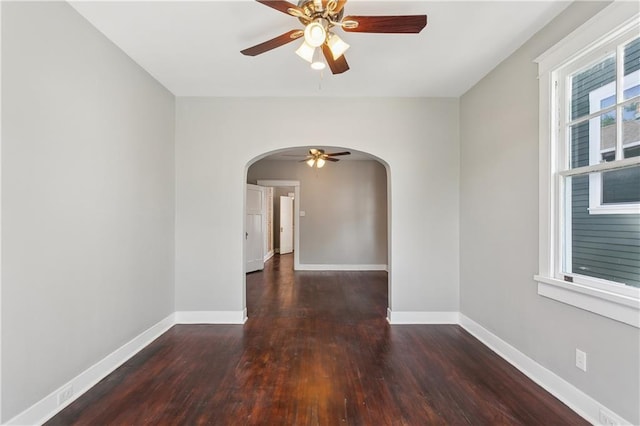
586,67 -> 640,215
535,3 -> 640,328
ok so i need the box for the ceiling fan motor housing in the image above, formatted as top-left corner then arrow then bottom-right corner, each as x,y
296,0 -> 344,27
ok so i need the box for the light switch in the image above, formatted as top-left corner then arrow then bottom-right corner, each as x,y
300,210 -> 306,216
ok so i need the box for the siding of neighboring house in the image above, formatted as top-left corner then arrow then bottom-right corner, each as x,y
570,38 -> 640,288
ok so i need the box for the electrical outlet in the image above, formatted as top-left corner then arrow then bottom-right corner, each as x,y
57,384 -> 74,406
599,408 -> 624,425
575,349 -> 587,372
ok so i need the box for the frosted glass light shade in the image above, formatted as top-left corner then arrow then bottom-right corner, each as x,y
310,47 -> 325,70
304,21 -> 326,47
327,33 -> 349,60
306,158 -> 316,167
295,41 -> 315,63
316,158 -> 326,168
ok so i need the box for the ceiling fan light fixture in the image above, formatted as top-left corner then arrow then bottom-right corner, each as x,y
310,47 -> 326,70
327,33 -> 349,60
316,158 -> 326,168
295,41 -> 315,63
306,158 -> 316,167
304,19 -> 327,47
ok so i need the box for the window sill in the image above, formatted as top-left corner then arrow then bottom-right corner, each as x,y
534,275 -> 640,328
588,204 -> 640,215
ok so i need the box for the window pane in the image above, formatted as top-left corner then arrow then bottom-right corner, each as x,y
565,172 -> 640,287
570,54 -> 616,121
570,122 -> 589,168
623,101 -> 639,155
602,166 -> 640,204
625,144 -> 640,158
623,37 -> 640,101
569,111 -> 617,168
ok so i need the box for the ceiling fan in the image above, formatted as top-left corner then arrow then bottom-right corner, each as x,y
298,148 -> 351,168
240,0 -> 427,74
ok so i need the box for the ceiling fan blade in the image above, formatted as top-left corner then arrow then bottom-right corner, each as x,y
324,151 -> 351,156
256,0 -> 306,17
325,157 -> 340,162
241,30 -> 303,56
342,15 -> 427,33
334,0 -> 348,13
321,45 -> 349,74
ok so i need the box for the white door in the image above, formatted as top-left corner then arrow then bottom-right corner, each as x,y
246,184 -> 265,273
279,195 -> 294,254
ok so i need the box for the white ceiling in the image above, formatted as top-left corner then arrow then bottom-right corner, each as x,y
69,0 -> 571,98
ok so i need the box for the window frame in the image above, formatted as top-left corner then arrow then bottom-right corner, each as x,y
586,69 -> 640,215
535,2 -> 640,328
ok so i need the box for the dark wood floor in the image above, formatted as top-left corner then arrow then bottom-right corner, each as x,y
47,254 -> 587,425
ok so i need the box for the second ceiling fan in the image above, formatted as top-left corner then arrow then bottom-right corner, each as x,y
241,0 -> 427,74
293,148 -> 351,168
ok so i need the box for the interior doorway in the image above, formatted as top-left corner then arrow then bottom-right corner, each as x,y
277,191 -> 294,255
257,180 -> 301,269
244,146 -> 390,321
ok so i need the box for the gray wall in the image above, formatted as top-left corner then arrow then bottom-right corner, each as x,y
1,2 -> 175,421
459,2 -> 639,424
175,97 -> 460,314
248,160 -> 388,265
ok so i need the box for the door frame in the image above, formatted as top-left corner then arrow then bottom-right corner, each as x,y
257,180 -> 301,270
245,184 -> 265,273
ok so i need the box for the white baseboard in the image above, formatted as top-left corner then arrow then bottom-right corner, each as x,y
296,264 -> 388,271
387,310 -> 459,324
174,310 -> 247,324
6,309 -> 630,426
5,313 -> 176,426
263,251 -> 274,262
458,313 -> 631,426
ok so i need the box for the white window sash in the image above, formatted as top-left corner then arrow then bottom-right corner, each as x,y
586,70 -> 640,214
535,1 -> 640,328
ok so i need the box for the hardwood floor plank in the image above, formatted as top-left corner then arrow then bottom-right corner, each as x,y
46,254 -> 587,425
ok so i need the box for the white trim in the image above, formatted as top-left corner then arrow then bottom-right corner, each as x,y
535,276 -> 640,328
536,2 -> 640,326
585,69 -> 640,215
174,310 -> 247,324
263,250 -> 274,262
4,310 -> 633,425
559,156 -> 640,176
0,2 -> 4,421
535,2 -> 639,74
588,203 -> 640,215
296,264 -> 388,271
4,314 -> 176,426
459,314 -> 632,426
256,180 -> 300,187
387,310 -> 459,325
256,180 -> 301,270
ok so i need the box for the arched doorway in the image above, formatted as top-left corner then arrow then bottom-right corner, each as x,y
243,146 -> 391,319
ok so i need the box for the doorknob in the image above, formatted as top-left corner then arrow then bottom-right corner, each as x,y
245,232 -> 248,239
